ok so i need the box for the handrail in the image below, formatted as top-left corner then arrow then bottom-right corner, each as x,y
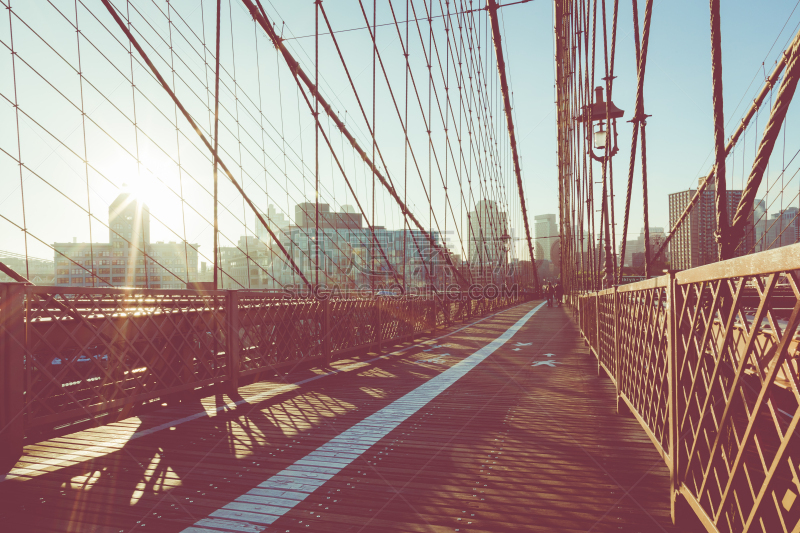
675,243 -> 800,284
615,273 -> 669,293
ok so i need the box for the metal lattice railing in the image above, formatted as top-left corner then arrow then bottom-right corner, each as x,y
0,284 -> 526,464
618,278 -> 671,456
23,287 -> 229,428
577,244 -> 800,532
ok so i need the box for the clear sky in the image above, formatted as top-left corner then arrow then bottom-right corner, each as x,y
1,0 -> 799,268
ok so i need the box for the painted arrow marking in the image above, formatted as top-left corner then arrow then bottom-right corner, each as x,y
514,342 -> 532,347
512,348 -> 522,351
544,353 -> 555,357
418,354 -> 450,364
423,344 -> 448,352
531,360 -> 562,368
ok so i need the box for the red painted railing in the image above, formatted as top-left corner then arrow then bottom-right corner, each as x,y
578,244 -> 800,532
0,284 -> 526,468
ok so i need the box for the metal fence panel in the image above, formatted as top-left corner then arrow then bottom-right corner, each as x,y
576,244 -> 800,532
23,286 -> 229,428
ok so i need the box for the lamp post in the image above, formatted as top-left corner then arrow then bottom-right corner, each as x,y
576,86 -> 624,289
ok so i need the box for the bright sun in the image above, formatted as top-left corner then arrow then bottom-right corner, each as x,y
111,158 -> 182,237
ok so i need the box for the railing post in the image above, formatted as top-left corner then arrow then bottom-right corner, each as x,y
595,293 -> 601,375
431,295 -> 437,334
582,296 -> 589,346
614,286 -> 623,413
376,297 -> 383,355
667,271 -> 681,523
0,283 -> 26,470
227,290 -> 240,391
323,297 -> 331,365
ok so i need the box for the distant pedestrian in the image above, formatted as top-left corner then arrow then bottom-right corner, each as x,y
554,282 -> 563,307
545,282 -> 553,307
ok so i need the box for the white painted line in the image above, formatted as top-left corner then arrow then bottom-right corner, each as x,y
1,301 -> 529,483
183,301 -> 546,532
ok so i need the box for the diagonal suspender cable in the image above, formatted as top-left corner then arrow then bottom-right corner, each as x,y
244,0 -> 468,288
99,0 -> 311,289
728,29 -> 800,245
486,0 -> 539,292
651,28 -> 800,263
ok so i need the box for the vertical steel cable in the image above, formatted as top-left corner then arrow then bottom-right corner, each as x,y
595,0 -> 613,287
74,0 -> 96,288
710,0 -> 728,260
609,0 -> 619,278
404,0 -> 410,291
223,0 -> 251,288
372,0 -> 377,293
7,1 -> 29,281
638,0 -> 653,278
424,0 -> 436,286
590,0 -> 600,286
600,0 -> 619,281
253,17 -> 278,288
315,0 -> 320,288
617,0 -> 640,283
440,2 -> 446,290
200,0 -> 219,284
166,1 -> 191,288
8,0 -> 29,279
617,0 -> 652,279
213,0 -> 221,290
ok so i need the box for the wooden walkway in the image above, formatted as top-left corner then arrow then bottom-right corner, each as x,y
0,301 -> 680,532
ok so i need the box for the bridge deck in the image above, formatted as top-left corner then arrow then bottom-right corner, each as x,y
0,301 -> 678,532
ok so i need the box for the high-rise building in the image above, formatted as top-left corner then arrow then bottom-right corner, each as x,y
256,204 -> 290,246
622,227 -> 665,267
761,207 -> 799,250
534,214 -> 558,261
469,200 -> 509,269
668,178 -> 754,270
753,199 -> 767,251
294,202 -> 363,229
109,190 -> 150,248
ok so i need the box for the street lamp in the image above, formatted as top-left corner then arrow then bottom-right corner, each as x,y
576,85 -> 624,291
577,86 -> 624,162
